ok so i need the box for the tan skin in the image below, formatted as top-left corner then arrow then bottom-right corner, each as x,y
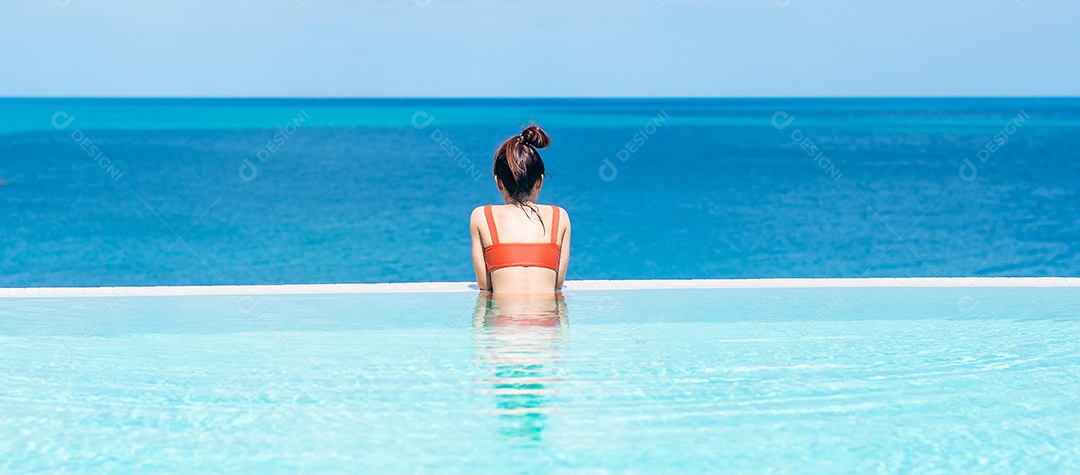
471,176 -> 571,296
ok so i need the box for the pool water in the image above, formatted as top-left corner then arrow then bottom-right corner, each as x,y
1,287 -> 1078,473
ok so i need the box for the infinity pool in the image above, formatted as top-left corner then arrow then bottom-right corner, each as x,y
1,286 -> 1078,473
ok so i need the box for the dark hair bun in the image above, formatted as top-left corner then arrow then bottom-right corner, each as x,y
520,124 -> 551,149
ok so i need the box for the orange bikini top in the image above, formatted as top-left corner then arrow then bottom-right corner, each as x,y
483,205 -> 561,274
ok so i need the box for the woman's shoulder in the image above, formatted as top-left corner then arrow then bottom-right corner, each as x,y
548,204 -> 568,218
546,205 -> 569,229
470,205 -> 489,225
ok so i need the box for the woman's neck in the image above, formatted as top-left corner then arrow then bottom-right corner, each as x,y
501,193 -> 538,205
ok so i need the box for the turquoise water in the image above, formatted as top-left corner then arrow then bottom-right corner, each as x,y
2,98 -> 1079,286
2,287 -> 1078,473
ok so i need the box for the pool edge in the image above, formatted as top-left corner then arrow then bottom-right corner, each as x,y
1,277 -> 1078,298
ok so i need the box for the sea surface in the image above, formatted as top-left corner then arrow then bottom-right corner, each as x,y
1,98 -> 1078,286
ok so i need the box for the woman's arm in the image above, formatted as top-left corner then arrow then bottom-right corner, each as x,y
470,207 -> 490,291
555,207 -> 571,290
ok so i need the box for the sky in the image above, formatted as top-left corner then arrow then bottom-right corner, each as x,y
0,0 -> 1078,97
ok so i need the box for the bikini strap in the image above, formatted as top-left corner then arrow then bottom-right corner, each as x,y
549,205 -> 561,245
484,205 -> 500,245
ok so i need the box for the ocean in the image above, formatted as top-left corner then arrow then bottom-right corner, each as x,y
1,98 -> 1078,286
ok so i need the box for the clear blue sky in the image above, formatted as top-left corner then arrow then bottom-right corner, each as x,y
1,0 -> 1078,97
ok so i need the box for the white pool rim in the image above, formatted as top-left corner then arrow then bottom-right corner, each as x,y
0,277 -> 1078,298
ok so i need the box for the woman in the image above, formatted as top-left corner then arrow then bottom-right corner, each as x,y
470,124 -> 570,295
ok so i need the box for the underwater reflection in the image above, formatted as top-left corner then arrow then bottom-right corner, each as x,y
473,293 -> 568,443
